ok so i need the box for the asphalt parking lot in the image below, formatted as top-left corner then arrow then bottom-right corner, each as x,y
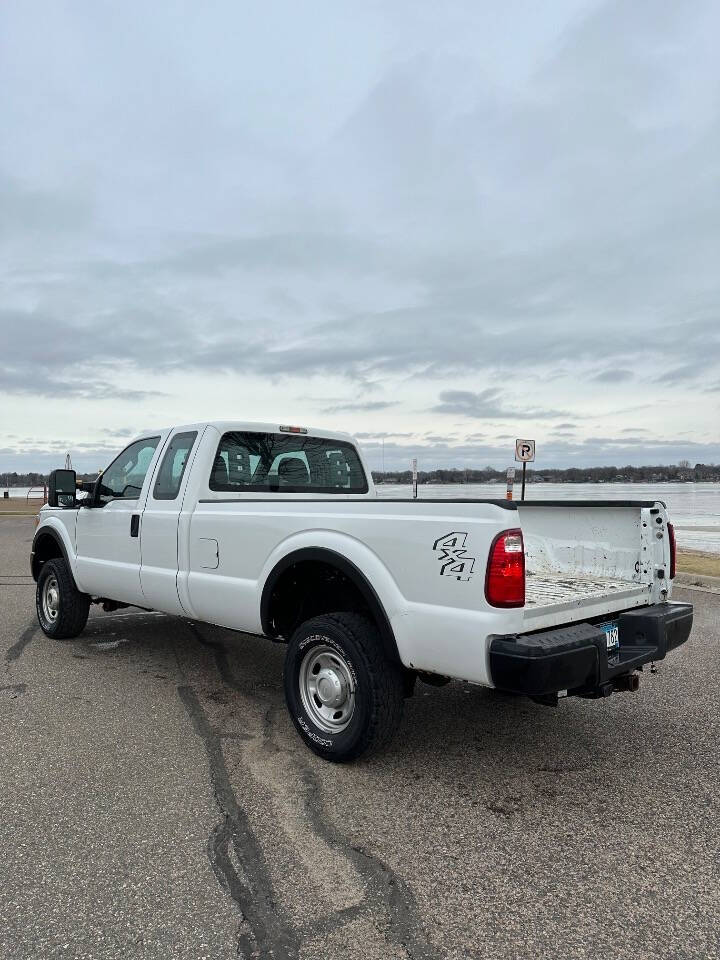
1,515 -> 719,960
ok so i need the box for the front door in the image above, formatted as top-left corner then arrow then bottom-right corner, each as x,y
75,435 -> 163,604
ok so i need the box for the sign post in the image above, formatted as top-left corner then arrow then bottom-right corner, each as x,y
514,439 -> 536,501
506,467 -> 515,501
411,458 -> 418,499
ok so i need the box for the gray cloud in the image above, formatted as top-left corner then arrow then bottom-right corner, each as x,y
100,427 -> 137,438
322,400 -> 400,414
431,389 -> 569,420
353,431 -> 415,440
592,369 -> 634,383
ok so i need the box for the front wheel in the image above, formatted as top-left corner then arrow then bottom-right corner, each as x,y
36,558 -> 90,639
283,613 -> 404,762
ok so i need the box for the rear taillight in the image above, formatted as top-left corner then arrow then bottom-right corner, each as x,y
668,522 -> 676,580
485,528 -> 525,607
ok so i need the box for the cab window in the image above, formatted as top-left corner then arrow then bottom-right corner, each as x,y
209,432 -> 367,493
99,437 -> 161,502
153,432 -> 198,500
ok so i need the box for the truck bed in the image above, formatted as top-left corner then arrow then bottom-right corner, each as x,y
524,571 -> 651,628
526,572 -> 641,607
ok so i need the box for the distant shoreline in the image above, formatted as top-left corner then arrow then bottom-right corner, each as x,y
375,478 -> 720,485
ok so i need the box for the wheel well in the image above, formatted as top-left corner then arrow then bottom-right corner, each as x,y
262,551 -> 400,664
31,531 -> 66,581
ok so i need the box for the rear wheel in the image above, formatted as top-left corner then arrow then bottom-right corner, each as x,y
283,613 -> 404,762
36,558 -> 90,640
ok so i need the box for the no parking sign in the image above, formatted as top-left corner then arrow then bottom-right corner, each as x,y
514,439 -> 535,500
515,439 -> 535,463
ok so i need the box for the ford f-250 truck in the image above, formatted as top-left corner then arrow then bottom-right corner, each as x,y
32,421 -> 692,761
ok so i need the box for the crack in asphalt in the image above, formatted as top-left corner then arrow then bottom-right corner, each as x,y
5,622 -> 37,666
177,683 -> 300,960
298,764 -> 443,960
0,682 -> 27,697
184,621 -> 280,696
184,621 -> 244,692
177,623 -> 300,958
184,620 -> 441,960
261,701 -> 443,960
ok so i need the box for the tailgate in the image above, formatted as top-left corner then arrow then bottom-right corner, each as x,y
515,500 -> 672,631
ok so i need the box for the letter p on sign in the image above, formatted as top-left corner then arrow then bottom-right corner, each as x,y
515,439 -> 535,462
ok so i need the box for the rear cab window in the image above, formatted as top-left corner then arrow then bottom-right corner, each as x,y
153,431 -> 198,500
209,432 -> 368,494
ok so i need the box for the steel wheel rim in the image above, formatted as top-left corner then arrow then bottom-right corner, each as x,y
299,643 -> 356,734
42,575 -> 60,623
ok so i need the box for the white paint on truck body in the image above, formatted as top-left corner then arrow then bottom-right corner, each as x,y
36,420 -> 676,687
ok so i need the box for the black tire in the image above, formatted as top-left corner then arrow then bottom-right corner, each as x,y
36,558 -> 90,640
283,612 -> 404,762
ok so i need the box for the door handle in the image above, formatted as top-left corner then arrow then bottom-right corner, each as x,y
130,514 -> 140,538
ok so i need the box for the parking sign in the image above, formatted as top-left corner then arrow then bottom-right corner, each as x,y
515,439 -> 535,463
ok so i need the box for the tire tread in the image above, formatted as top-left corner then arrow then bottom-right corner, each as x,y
286,611 -> 404,761
36,558 -> 90,640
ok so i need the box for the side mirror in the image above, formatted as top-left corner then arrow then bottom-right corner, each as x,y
47,469 -> 77,508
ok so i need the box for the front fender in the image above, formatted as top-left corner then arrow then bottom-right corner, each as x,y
31,514 -> 79,584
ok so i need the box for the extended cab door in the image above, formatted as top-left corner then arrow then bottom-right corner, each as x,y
75,436 -> 164,604
139,428 -> 202,615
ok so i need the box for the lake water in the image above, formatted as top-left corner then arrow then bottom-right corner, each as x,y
3,486 -> 47,499
5,482 -> 720,553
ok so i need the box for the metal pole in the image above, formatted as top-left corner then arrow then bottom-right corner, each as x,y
521,462 -> 527,500
412,458 -> 418,499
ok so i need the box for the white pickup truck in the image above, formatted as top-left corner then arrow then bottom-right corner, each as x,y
32,421 -> 692,761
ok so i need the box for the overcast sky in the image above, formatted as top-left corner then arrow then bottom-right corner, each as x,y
1,0 -> 719,474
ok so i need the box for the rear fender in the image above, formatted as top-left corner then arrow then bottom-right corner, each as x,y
259,532 -> 407,665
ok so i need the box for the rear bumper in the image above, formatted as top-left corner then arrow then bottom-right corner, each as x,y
489,602 -> 693,697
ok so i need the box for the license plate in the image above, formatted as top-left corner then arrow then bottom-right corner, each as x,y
599,621 -> 620,651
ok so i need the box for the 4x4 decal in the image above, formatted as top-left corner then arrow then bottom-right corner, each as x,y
433,532 -> 475,581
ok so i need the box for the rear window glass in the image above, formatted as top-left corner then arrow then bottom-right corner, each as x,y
209,432 -> 368,494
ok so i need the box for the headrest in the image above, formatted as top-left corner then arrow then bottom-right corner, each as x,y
212,454 -> 228,487
277,456 -> 309,485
